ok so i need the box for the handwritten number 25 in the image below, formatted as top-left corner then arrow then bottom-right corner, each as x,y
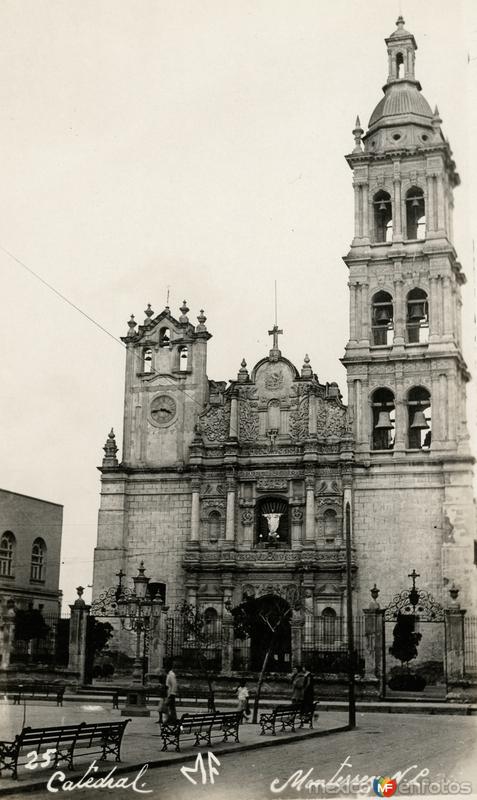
25,749 -> 57,770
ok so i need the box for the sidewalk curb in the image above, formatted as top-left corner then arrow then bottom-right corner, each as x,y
0,723 -> 351,796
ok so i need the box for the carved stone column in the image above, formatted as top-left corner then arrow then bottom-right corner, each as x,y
305,475 -> 315,541
429,275 -> 439,340
392,175 -> 402,240
225,477 -> 236,543
393,275 -> 405,344
362,182 -> 369,239
190,478 -> 201,542
308,393 -> 317,434
426,174 -> 435,233
360,283 -> 369,343
291,505 -> 303,549
229,393 -> 239,439
241,507 -> 254,545
442,275 -> 453,339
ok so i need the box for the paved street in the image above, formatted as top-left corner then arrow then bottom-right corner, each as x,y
2,712 -> 476,800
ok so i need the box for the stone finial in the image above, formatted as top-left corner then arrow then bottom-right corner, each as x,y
301,354 -> 313,378
102,428 -> 119,467
448,582 -> 460,608
196,309 -> 207,332
126,314 -> 136,337
432,105 -> 442,128
395,15 -> 405,29
369,583 -> 380,609
74,586 -> 86,608
144,304 -> 154,325
179,301 -> 190,324
237,358 -> 249,383
352,116 -> 364,152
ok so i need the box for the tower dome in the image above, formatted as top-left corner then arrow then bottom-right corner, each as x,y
368,84 -> 433,129
366,17 -> 434,139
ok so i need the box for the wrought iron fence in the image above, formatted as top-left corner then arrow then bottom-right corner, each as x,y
11,612 -> 70,667
164,611 -> 367,676
302,615 -> 366,676
165,615 -> 223,673
464,616 -> 477,676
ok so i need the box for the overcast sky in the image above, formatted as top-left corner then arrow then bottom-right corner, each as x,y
0,0 -> 475,606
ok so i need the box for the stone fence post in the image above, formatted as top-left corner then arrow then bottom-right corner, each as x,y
290,609 -> 304,668
147,605 -> 168,676
221,619 -> 234,675
68,587 -> 90,685
362,585 -> 383,696
445,584 -> 466,700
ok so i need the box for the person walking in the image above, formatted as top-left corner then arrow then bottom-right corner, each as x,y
291,665 -> 306,706
156,670 -> 167,727
236,679 -> 250,722
302,667 -> 315,714
165,661 -> 178,723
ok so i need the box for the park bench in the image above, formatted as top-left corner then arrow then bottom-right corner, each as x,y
0,682 -> 65,706
0,719 -> 130,780
259,704 -> 301,736
298,701 -> 320,729
259,702 -> 320,735
160,711 -> 241,752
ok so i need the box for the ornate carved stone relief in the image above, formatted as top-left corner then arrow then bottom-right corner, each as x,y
289,386 -> 309,441
241,509 -> 254,526
291,507 -> 303,522
239,387 -> 259,442
256,478 -> 288,492
200,406 -> 230,442
200,498 -> 226,521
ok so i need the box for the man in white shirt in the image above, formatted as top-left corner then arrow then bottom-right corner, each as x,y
165,662 -> 178,723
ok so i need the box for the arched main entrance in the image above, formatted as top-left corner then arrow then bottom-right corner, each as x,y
250,594 -> 291,673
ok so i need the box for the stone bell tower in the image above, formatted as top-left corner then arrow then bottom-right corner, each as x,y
121,302 -> 211,468
342,17 -> 476,610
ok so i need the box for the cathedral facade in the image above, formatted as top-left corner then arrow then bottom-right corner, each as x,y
92,18 -> 476,663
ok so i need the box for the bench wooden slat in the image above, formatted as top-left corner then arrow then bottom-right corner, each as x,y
160,711 -> 241,752
0,719 -> 131,780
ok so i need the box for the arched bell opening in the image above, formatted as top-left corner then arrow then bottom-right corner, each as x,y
373,190 -> 393,243
178,345 -> 189,371
406,187 -> 426,240
407,386 -> 431,450
159,327 -> 171,347
406,288 -> 429,343
371,291 -> 394,346
371,388 -> 395,451
142,347 -> 153,373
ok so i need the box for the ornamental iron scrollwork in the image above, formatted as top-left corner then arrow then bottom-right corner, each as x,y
90,585 -> 134,617
383,569 -> 444,622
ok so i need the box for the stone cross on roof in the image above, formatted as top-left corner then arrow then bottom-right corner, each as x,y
268,324 -> 283,361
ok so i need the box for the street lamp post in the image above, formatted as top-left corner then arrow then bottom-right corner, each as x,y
345,502 -> 356,729
117,562 -> 163,717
